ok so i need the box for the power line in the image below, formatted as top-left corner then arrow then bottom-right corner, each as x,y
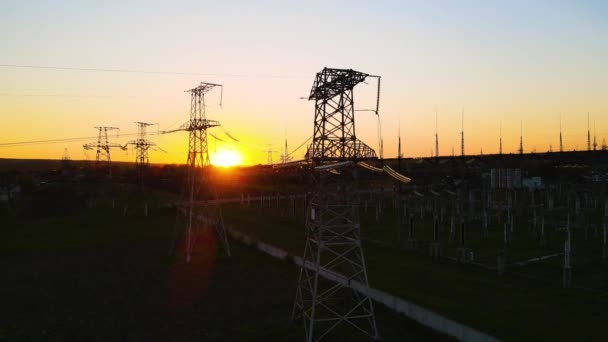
0,92 -> 178,100
0,131 -> 160,147
0,63 -> 308,79
287,135 -> 312,157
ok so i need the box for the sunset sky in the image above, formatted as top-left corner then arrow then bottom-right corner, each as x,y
1,1 -> 607,165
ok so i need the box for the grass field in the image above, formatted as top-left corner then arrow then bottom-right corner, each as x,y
0,184 -> 450,341
221,196 -> 608,341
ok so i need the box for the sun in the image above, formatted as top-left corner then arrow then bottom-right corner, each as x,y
212,149 -> 243,167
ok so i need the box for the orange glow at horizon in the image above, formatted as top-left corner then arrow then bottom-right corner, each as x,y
211,149 -> 243,167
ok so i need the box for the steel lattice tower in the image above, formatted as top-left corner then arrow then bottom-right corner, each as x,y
83,126 -> 122,176
123,122 -> 155,183
293,67 -> 379,342
166,82 -> 230,261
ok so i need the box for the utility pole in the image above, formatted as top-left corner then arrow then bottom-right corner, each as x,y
83,126 -> 122,177
164,82 -> 230,261
293,67 -> 379,342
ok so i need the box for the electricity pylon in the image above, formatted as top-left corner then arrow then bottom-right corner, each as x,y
83,126 -> 123,176
164,82 -> 230,261
123,122 -> 156,185
293,67 -> 379,342
265,144 -> 278,165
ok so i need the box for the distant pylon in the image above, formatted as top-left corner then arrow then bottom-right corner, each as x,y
266,144 -> 277,165
61,148 -> 71,161
519,121 -> 523,155
164,82 -> 230,262
123,122 -> 156,184
61,147 -> 71,170
83,126 -> 122,176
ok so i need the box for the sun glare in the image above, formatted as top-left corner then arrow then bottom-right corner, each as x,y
212,149 -> 242,167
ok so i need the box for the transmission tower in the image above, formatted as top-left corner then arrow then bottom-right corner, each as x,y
519,121 -> 524,155
83,126 -> 122,176
164,82 -> 230,261
587,112 -> 591,151
61,147 -> 72,173
293,67 -> 379,342
265,144 -> 278,165
61,148 -> 71,161
123,122 -> 156,184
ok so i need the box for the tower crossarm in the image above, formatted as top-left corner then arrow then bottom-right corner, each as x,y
309,68 -> 369,100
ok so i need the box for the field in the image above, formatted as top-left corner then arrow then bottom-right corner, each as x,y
0,183 -> 450,341
221,189 -> 608,341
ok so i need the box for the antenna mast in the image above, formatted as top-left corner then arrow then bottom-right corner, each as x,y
460,108 -> 465,157
559,114 -> 564,153
435,111 -> 439,159
587,112 -> 591,151
499,122 -> 503,155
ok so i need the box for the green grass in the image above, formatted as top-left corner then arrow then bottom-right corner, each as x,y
221,199 -> 608,341
0,184 -> 449,341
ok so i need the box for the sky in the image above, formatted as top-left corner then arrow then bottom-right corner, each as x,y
1,0 -> 607,165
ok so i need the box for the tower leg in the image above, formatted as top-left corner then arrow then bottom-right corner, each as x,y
293,176 -> 379,341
